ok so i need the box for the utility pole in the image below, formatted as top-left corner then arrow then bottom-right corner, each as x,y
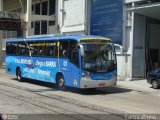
0,0 -> 3,66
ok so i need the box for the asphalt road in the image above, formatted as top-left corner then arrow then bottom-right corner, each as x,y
0,69 -> 160,120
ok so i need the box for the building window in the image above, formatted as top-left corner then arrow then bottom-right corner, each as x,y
32,5 -> 35,14
42,1 -> 48,15
41,21 -> 48,34
49,0 -> 56,15
35,21 -> 40,35
31,22 -> 34,28
49,21 -> 55,26
17,30 -> 22,38
35,3 -> 40,15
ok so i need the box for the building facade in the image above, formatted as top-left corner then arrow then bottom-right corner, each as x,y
57,0 -> 128,79
57,0 -> 87,34
1,0 -> 160,80
0,0 -> 58,65
58,0 -> 160,80
125,0 -> 160,79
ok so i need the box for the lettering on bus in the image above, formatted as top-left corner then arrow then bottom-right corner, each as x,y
38,69 -> 50,76
63,61 -> 68,67
35,60 -> 56,68
15,58 -> 32,65
15,58 -> 57,68
23,67 -> 34,74
35,60 -> 46,67
23,67 -> 51,76
46,61 -> 56,67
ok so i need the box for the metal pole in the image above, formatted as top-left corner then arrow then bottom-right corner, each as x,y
18,0 -> 24,38
0,0 -> 3,66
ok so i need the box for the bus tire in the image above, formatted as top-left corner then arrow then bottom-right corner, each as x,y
16,68 -> 23,82
56,74 -> 66,91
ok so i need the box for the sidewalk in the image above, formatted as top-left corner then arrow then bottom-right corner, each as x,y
117,79 -> 160,96
0,68 -> 6,74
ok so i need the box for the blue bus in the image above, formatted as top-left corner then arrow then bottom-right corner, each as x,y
5,34 -> 117,90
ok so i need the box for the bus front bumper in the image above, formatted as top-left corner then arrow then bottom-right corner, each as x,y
80,77 -> 117,88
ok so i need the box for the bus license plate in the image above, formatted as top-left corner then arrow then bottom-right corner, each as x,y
99,83 -> 105,87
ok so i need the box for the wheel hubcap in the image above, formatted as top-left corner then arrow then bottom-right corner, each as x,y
59,78 -> 64,87
18,75 -> 20,80
17,70 -> 21,80
153,81 -> 158,88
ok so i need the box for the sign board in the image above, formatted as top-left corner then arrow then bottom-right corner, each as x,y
90,0 -> 123,44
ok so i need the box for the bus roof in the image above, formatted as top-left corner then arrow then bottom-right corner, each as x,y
5,34 -> 111,42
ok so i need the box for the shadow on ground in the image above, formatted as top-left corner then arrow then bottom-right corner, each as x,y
11,78 -> 133,95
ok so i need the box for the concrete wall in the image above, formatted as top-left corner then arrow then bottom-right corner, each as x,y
0,0 -> 3,66
3,0 -> 25,11
132,14 -> 146,78
0,0 -> 3,10
117,54 -> 132,80
58,0 -> 86,33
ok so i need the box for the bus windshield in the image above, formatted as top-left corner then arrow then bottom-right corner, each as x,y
81,41 -> 116,73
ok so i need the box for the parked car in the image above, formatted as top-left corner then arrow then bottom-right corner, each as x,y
147,68 -> 160,89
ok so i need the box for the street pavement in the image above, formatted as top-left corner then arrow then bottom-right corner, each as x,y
0,69 -> 126,120
0,69 -> 160,119
118,79 -> 160,96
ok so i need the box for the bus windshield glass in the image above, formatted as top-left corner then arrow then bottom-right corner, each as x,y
81,41 -> 116,73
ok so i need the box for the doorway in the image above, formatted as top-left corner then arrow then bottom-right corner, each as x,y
146,18 -> 160,74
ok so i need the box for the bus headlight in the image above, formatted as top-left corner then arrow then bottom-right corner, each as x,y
81,72 -> 90,78
82,73 -> 85,78
86,72 -> 90,78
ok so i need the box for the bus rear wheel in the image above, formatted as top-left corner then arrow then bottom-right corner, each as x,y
56,75 -> 66,91
16,68 -> 23,82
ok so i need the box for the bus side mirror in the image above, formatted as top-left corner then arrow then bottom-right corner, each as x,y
79,45 -> 84,56
114,44 -> 123,55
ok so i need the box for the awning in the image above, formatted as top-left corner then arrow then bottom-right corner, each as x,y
127,3 -> 160,20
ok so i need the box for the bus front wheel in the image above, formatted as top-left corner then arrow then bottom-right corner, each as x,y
56,75 -> 66,90
16,68 -> 23,82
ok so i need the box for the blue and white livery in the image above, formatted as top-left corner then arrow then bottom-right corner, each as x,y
5,34 -> 117,89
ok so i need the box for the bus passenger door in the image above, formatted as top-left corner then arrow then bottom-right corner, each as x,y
69,49 -> 80,87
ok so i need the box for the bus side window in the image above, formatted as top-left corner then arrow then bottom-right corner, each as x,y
59,40 -> 69,58
10,42 -> 17,55
25,42 -> 34,56
46,41 -> 57,57
69,41 -> 79,67
6,42 -> 11,55
17,42 -> 26,55
34,41 -> 45,56
69,41 -> 78,60
71,49 -> 79,67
